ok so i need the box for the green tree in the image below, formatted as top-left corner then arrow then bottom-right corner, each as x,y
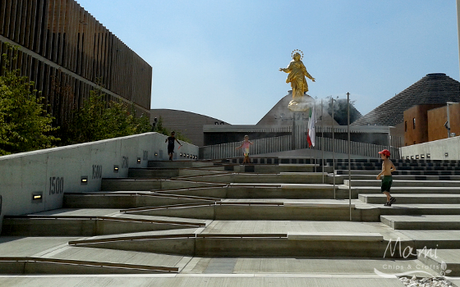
0,46 -> 58,155
65,87 -> 151,144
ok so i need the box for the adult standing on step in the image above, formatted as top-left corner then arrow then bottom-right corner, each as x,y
376,149 -> 396,206
166,131 -> 181,161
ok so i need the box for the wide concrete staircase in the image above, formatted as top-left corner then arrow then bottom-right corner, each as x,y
2,156 -> 460,282
335,158 -> 460,277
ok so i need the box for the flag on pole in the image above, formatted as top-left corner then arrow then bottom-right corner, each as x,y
307,105 -> 316,148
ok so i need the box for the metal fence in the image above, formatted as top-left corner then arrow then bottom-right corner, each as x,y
199,135 -> 400,160
316,137 -> 400,158
200,135 -> 293,159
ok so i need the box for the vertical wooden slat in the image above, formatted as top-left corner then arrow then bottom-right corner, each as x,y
84,8 -> 92,80
16,0 -> 25,45
56,0 -> 65,66
39,0 -> 48,57
78,7 -> 85,77
66,0 -> 76,71
33,0 -> 42,53
0,0 -> 7,35
21,0 -> 29,46
25,0 -> 34,49
52,0 -> 60,62
62,0 -> 70,69
88,13 -> 95,81
102,31 -> 108,85
5,0 -> 15,39
46,0 -> 55,60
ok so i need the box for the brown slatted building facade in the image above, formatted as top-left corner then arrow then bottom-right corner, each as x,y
0,0 -> 152,127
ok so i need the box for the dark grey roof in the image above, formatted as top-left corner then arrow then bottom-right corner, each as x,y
257,94 -> 296,125
352,73 -> 460,126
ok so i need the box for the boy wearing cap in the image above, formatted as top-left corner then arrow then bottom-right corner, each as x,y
377,149 -> 396,206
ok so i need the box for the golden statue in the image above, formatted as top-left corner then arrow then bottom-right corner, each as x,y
280,49 -> 315,99
280,50 -> 316,111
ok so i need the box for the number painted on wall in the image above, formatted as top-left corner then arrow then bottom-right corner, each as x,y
49,177 -> 64,195
92,165 -> 102,179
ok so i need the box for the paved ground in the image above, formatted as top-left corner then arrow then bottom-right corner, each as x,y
0,215 -> 455,287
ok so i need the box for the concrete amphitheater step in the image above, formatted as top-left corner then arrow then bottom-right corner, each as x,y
0,237 -> 186,274
64,191 -> 220,208
101,178 -> 225,191
339,185 -> 460,195
180,172 -> 329,184
65,184 -> 338,209
344,179 -> 460,187
101,172 -> 331,191
147,161 -> 214,168
120,199 -> 359,221
334,172 -> 460,181
1,209 -> 207,236
67,230 -> 400,259
381,215 -> 460,230
359,194 -> 460,204
156,184 -> 337,199
230,164 -> 333,173
417,249 -> 460,277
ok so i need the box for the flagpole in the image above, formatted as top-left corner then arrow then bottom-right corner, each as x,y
321,99 -> 324,183
332,97 -> 336,199
347,92 -> 352,221
312,103 -> 316,171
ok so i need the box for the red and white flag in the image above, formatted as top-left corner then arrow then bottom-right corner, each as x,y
307,105 -> 316,148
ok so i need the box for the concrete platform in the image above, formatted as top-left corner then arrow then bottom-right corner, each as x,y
129,167 -> 233,179
67,220 -> 414,258
339,185 -> 460,195
120,199 -> 361,221
344,179 -> 460,187
64,191 -> 220,208
381,215 -> 460,230
1,208 -> 209,237
418,249 -> 460,276
359,194 -> 460,204
0,276 -> 414,287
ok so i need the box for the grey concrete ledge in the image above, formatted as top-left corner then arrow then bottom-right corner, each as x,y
287,232 -> 383,241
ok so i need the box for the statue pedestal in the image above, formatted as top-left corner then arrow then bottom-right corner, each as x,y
288,94 -> 315,112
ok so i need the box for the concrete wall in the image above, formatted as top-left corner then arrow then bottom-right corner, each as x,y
0,133 -> 198,230
400,136 -> 460,160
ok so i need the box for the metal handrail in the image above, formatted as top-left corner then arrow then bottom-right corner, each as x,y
3,215 -> 206,227
0,257 -> 179,272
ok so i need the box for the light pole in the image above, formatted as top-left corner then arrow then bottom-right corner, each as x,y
446,102 -> 458,138
321,99 -> 324,183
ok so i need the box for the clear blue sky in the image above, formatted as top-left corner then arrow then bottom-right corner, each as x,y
77,0 -> 459,125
